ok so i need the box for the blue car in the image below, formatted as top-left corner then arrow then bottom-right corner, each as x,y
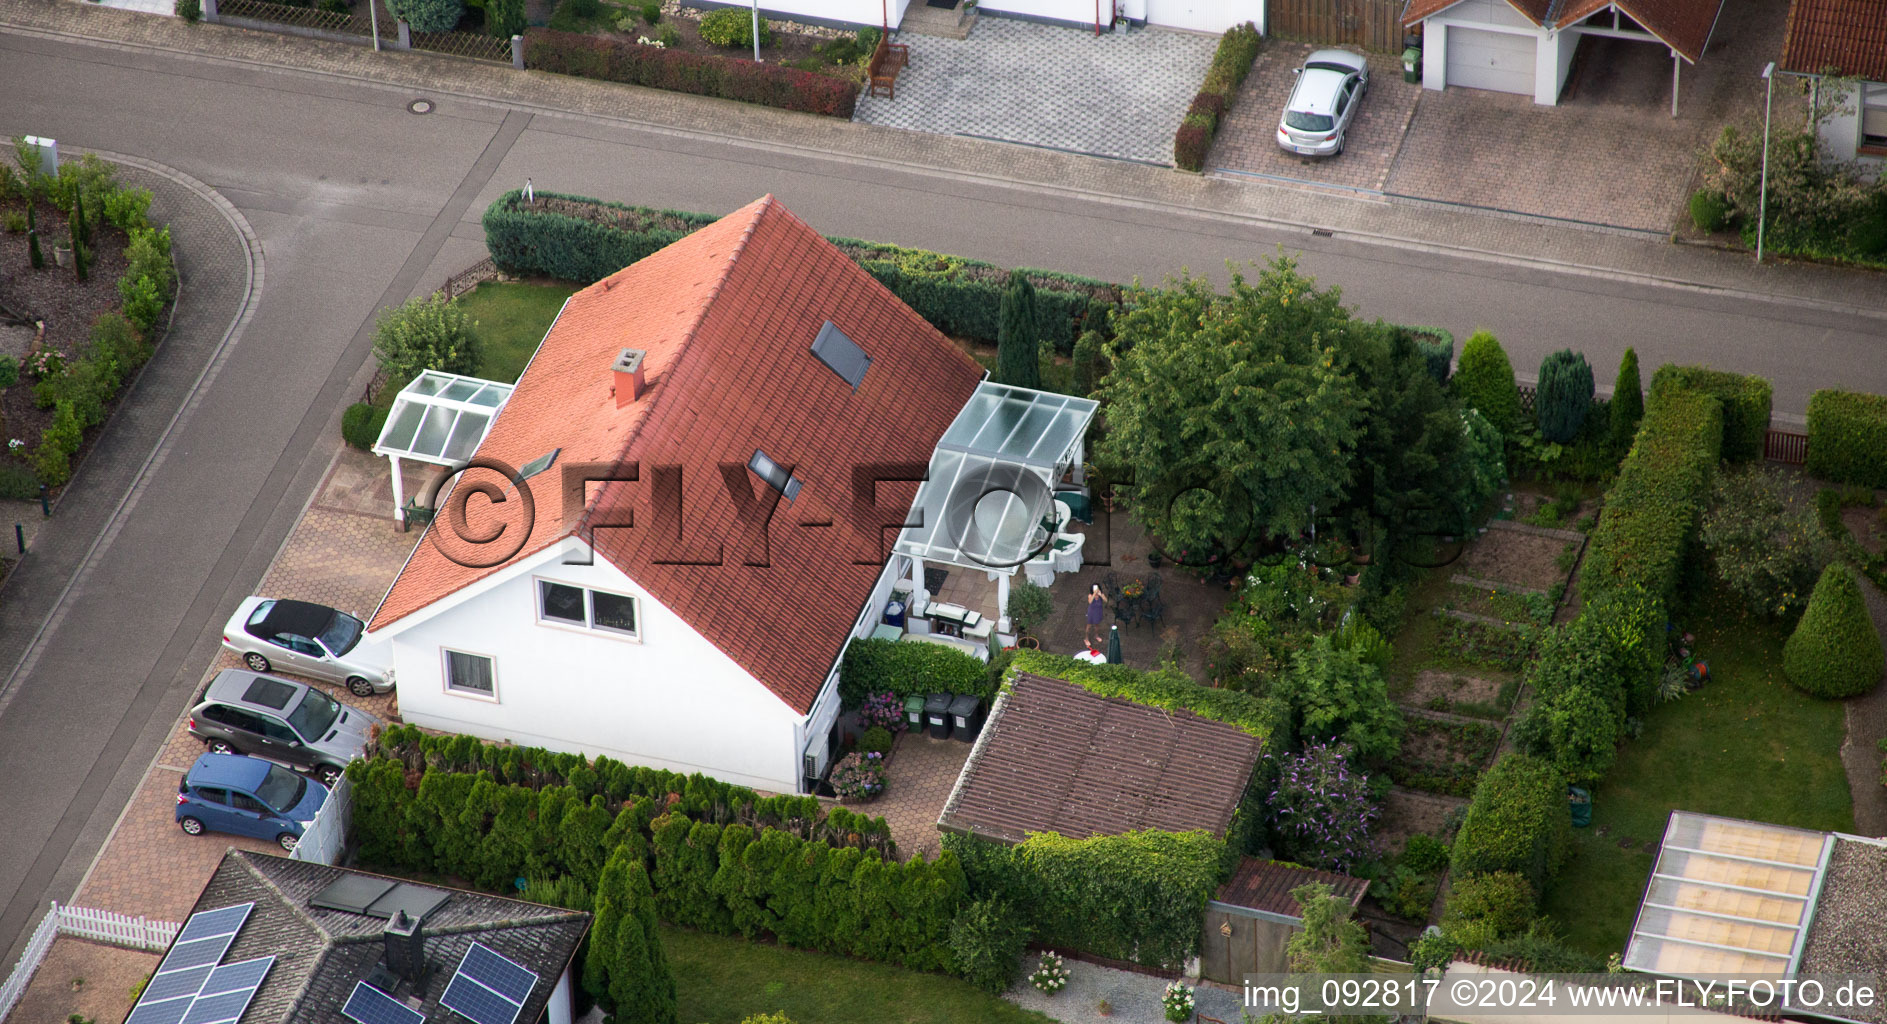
177,752 -> 329,853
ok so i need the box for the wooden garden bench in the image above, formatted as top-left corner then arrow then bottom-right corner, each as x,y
868,37 -> 910,99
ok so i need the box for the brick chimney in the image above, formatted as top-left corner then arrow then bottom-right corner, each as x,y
613,348 -> 647,408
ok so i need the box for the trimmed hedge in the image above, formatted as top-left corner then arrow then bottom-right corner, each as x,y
839,637 -> 991,710
1011,649 -> 1290,743
1450,753 -> 1571,896
1581,384 -> 1724,606
1453,330 -> 1521,437
1806,389 -> 1887,489
1442,870 -> 1537,939
944,828 -> 1226,970
481,189 -> 1118,353
1173,23 -> 1261,171
524,29 -> 858,119
1649,364 -> 1772,463
342,402 -> 389,451
1782,563 -> 1884,698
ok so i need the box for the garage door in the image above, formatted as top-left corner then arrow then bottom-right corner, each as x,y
1445,25 -> 1535,95
1144,0 -> 1252,33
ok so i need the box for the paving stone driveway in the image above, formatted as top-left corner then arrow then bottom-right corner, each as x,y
1210,41 -> 1421,193
853,19 -> 1217,165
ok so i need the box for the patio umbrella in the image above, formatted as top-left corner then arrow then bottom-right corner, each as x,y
1106,624 -> 1122,665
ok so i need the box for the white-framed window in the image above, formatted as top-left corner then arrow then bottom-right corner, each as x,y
1863,83 -> 1887,150
443,648 -> 497,699
535,578 -> 641,639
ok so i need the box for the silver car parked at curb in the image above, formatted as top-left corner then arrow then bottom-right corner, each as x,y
221,597 -> 395,696
1277,48 -> 1370,158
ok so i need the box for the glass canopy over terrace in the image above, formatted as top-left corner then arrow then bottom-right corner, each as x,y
371,370 -> 516,524
895,382 -> 1098,572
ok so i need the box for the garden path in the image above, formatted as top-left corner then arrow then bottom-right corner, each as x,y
1004,957 -> 1244,1023
1840,575 -> 1887,836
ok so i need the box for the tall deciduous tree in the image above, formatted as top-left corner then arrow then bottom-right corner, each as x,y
1611,347 -> 1644,450
1339,325 -> 1465,541
1097,259 -> 1365,559
996,270 -> 1041,389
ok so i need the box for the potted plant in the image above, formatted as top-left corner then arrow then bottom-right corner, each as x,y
1008,579 -> 1053,642
1029,951 -> 1069,995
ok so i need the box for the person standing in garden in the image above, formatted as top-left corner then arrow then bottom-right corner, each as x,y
1085,584 -> 1108,649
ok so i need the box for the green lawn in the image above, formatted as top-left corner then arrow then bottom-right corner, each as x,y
1539,584 -> 1854,957
662,926 -> 1053,1024
457,280 -> 578,384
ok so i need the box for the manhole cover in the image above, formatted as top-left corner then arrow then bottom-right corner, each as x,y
407,99 -> 435,115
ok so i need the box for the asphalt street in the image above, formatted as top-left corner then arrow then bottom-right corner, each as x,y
1,26 -> 1885,966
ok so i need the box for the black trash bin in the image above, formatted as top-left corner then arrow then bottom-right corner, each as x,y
924,694 -> 953,739
948,695 -> 983,742
884,600 -> 906,629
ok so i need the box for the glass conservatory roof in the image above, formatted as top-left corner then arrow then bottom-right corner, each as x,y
894,383 -> 1096,571
372,370 -> 515,467
1623,811 -> 1832,978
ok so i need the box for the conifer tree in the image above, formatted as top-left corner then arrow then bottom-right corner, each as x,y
1610,347 -> 1644,450
996,270 -> 1041,390
69,194 -> 88,282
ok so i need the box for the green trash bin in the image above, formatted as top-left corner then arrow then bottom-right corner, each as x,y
1569,786 -> 1592,827
904,694 -> 925,732
1402,46 -> 1422,83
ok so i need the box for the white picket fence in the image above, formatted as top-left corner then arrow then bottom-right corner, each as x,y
291,770 -> 352,865
0,902 -> 181,1022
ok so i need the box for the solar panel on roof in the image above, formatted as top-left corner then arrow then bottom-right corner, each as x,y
177,956 -> 272,1024
173,904 -> 253,946
128,904 -> 255,1024
126,995 -> 195,1024
344,981 -> 426,1024
310,876 -> 398,915
142,965 -> 216,1004
440,942 -> 538,1024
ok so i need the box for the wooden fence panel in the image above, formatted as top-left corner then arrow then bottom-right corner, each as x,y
1765,428 -> 1808,464
1267,0 -> 1404,52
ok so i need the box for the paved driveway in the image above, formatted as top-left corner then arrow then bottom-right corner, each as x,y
852,19 -> 1217,164
1210,41 -> 1421,193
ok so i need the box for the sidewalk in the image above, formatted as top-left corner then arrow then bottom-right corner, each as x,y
3,0 -> 1885,317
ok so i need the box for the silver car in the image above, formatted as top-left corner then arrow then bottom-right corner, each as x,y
1277,49 -> 1370,157
188,668 -> 381,787
221,597 -> 394,696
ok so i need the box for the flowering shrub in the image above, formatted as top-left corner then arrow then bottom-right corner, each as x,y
858,690 -> 906,732
1162,980 -> 1195,1022
829,751 -> 884,800
23,349 -> 64,381
1029,951 -> 1068,994
1267,741 -> 1377,873
1700,465 -> 1832,618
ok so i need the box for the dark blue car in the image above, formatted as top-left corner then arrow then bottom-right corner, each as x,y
177,752 -> 329,853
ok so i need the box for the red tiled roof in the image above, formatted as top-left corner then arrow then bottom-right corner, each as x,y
1215,857 -> 1370,918
1781,0 -> 1887,79
369,196 -> 985,714
938,673 -> 1265,844
1405,0 -> 1724,61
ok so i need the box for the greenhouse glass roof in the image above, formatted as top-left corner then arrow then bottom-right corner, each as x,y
894,383 -> 1096,571
1623,811 -> 1833,978
372,371 -> 515,467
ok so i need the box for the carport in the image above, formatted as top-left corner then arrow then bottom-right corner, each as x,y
1403,0 -> 1725,111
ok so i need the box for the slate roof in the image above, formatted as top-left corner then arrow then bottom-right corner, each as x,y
1780,0 -> 1887,80
1403,0 -> 1725,62
367,195 -> 985,714
1214,857 -> 1369,919
936,672 -> 1265,845
169,849 -> 589,1024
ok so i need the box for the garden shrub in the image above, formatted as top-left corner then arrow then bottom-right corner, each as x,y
1701,465 -> 1832,618
1649,364 -> 1771,463
1581,384 -> 1724,606
1391,325 -> 1454,384
1451,753 -> 1570,895
1402,833 -> 1450,873
697,6 -> 773,47
120,275 -> 166,334
1272,635 -> 1402,762
0,355 -> 19,391
1700,122 -> 1887,267
1610,347 -> 1643,451
1688,189 -> 1729,233
1806,389 -> 1887,489
176,0 -> 201,21
584,845 -> 677,1023
525,30 -> 858,119
342,402 -> 389,451
1011,650 -> 1290,742
1581,584 -> 1666,718
1535,349 -> 1593,444
1782,564 -> 1884,698
389,0 -> 464,31
481,189 -> 1111,351
946,828 -> 1225,970
1453,330 -> 1521,436
484,0 -> 526,36
32,401 -> 85,486
101,187 -> 153,232
372,294 -> 480,384
1442,871 -> 1537,939
839,637 -> 988,709
0,463 -> 38,500
948,897 -> 1028,995
1265,742 -> 1376,873
1172,23 -> 1259,171
857,725 -> 893,757
1514,682 -> 1619,787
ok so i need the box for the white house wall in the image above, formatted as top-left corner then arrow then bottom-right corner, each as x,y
978,0 -> 1253,33
384,548 -> 807,793
1549,27 -> 1578,100
1815,81 -> 1885,173
698,0 -> 910,30
1419,0 -> 1569,106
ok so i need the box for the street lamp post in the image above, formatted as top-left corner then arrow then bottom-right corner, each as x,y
752,0 -> 761,61
1758,61 -> 1775,264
